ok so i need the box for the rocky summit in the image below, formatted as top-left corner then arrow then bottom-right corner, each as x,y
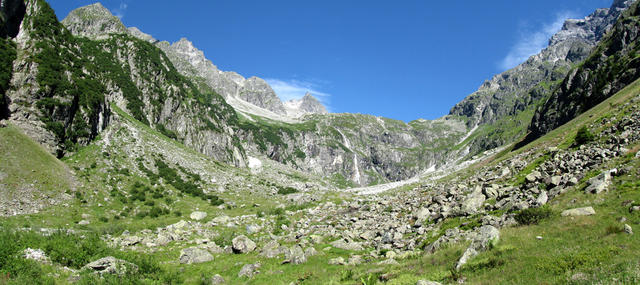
1,0 -> 640,284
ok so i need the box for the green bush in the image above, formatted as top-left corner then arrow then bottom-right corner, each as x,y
575,126 -> 595,146
515,206 -> 554,225
277,186 -> 299,195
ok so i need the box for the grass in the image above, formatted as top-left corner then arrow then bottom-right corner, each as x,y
0,124 -> 74,200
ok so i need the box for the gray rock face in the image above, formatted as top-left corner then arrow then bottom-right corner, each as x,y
561,207 -> 596,216
84,256 -> 138,276
529,1 -> 640,140
450,0 -> 632,156
61,3 -> 127,39
179,247 -> 214,264
238,77 -> 287,114
232,235 -> 256,253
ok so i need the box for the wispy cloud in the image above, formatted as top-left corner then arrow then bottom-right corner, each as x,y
112,2 -> 128,19
265,78 -> 331,105
499,11 -> 577,70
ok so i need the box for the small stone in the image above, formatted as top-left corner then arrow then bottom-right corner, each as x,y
78,220 -> 90,225
624,224 -> 633,235
536,236 -> 543,240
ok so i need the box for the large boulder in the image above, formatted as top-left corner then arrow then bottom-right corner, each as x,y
455,225 -> 500,270
190,211 -> 207,221
238,262 -> 261,278
561,207 -> 596,216
284,245 -> 307,265
461,188 -> 486,215
179,247 -> 214,264
84,256 -> 138,276
585,170 -> 615,194
232,235 -> 256,253
330,238 -> 364,251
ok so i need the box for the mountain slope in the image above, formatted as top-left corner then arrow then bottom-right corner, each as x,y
3,0 -> 246,166
449,0 -> 633,156
528,0 -> 640,140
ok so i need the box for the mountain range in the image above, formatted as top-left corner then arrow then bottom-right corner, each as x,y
1,0 -> 640,283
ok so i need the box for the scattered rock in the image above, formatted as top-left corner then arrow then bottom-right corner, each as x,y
330,238 -> 364,251
120,235 -> 142,246
179,247 -> 214,264
377,258 -> 399,265
232,235 -> 256,253
536,236 -> 543,240
461,188 -> 486,214
84,256 -> 138,276
23,248 -> 49,264
238,262 -> 261,278
625,224 -> 633,235
347,254 -> 363,266
585,170 -> 615,194
525,171 -> 541,183
246,224 -> 261,234
78,220 -> 90,225
190,211 -> 207,221
561,207 -> 596,217
536,191 -> 548,206
284,245 -> 307,265
260,241 -> 284,258
416,280 -> 442,285
210,274 -> 225,284
328,257 -> 346,265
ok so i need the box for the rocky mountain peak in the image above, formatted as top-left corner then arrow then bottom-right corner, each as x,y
284,93 -> 328,117
127,26 -> 155,43
549,0 -> 632,46
62,2 -> 127,39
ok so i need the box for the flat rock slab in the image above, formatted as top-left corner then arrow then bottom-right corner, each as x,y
179,247 -> 213,264
561,206 -> 596,216
190,211 -> 207,220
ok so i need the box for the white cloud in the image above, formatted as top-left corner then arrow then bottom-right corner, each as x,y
499,11 -> 578,70
265,78 -> 331,103
112,2 -> 128,19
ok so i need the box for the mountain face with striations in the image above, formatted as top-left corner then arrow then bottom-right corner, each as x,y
529,0 -> 640,139
1,0 -> 635,188
448,0 -> 633,155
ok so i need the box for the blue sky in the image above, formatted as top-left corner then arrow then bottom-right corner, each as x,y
50,0 -> 612,121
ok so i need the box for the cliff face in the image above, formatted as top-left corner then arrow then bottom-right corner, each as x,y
448,0 -> 633,155
3,0 -> 246,166
529,0 -> 640,139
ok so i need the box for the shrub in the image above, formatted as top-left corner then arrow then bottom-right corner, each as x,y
515,206 -> 553,225
575,126 -> 595,146
277,186 -> 299,195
